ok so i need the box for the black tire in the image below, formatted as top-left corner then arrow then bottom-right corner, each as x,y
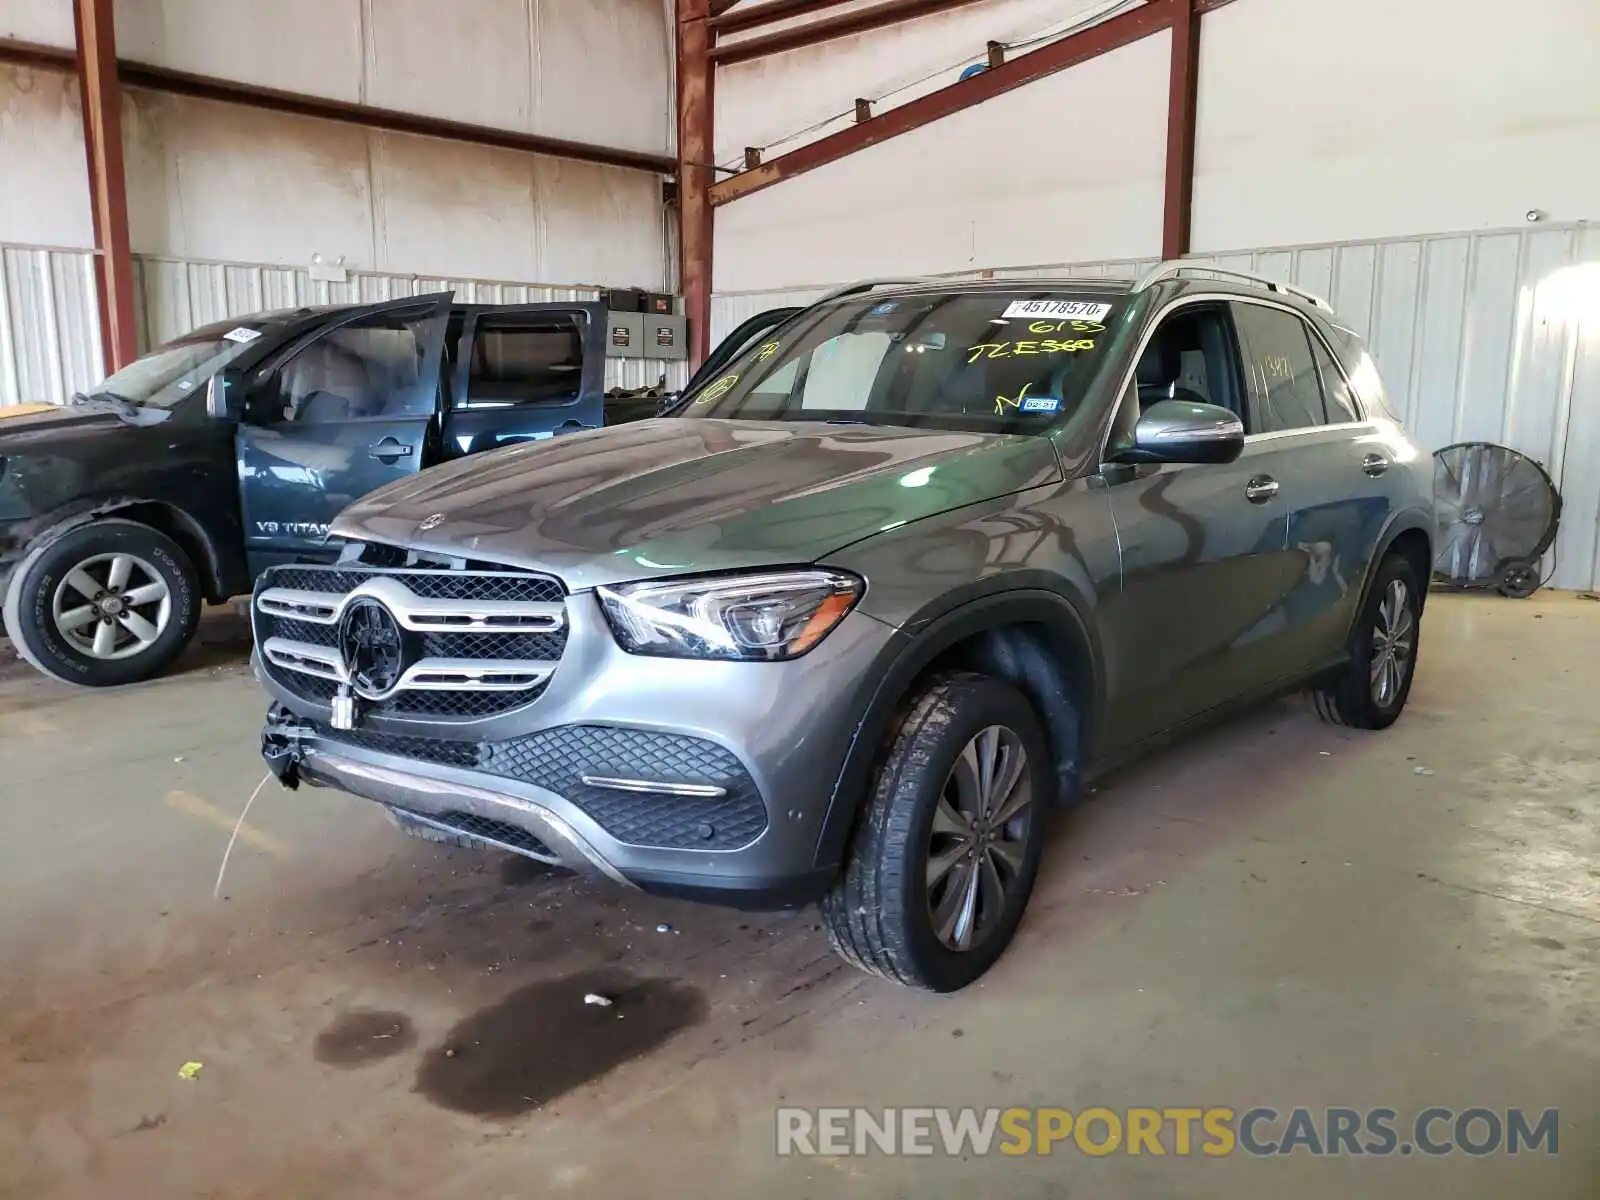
1,518 -> 200,687
821,672 -> 1051,992
1312,552 -> 1422,730
1496,560 -> 1541,599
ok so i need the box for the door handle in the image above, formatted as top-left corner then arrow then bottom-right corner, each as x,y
369,438 -> 414,462
1244,475 -> 1280,504
1362,453 -> 1391,476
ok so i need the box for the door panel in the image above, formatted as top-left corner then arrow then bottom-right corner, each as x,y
1276,423 -> 1399,669
237,293 -> 452,573
1099,447 -> 1297,748
1231,301 -> 1395,674
442,302 -> 607,456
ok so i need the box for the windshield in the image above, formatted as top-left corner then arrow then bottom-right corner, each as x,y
686,290 -> 1127,435
89,325 -> 267,409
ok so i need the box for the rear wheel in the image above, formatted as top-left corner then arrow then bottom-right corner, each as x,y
1312,553 -> 1422,730
822,672 -> 1050,992
2,519 -> 200,687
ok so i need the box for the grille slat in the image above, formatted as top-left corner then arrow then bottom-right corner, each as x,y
255,563 -> 567,720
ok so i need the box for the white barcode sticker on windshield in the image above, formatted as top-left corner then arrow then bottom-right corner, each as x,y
1001,300 -> 1112,322
222,326 -> 261,344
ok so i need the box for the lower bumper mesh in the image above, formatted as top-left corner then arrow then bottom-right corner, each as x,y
314,723 -> 768,851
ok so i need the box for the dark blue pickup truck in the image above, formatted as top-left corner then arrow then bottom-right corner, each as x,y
0,291 -> 793,686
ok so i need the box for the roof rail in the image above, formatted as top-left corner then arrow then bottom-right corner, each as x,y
1133,261 -> 1332,312
810,278 -> 929,305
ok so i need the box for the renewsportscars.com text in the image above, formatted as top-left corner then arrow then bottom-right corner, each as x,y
776,1106 -> 1560,1158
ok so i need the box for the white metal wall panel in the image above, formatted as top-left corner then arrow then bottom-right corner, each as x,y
121,92 -> 669,290
712,32 -> 1170,293
0,244 -> 102,408
715,0 -> 1144,167
114,0 -> 675,157
0,67 -> 96,250
711,223 -> 1600,588
1192,0 -> 1600,250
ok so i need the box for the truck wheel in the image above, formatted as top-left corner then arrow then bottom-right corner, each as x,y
821,672 -> 1050,992
1311,552 -> 1422,730
2,518 -> 200,688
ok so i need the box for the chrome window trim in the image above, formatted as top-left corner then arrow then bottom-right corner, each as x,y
1099,291 -> 1370,461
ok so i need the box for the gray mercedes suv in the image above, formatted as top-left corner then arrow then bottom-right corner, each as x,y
253,265 -> 1433,992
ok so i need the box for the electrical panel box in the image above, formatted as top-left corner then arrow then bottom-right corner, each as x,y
605,312 -> 644,360
642,313 -> 688,361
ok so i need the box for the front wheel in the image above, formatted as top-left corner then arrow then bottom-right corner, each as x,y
1312,553 -> 1422,730
2,518 -> 201,687
822,672 -> 1050,992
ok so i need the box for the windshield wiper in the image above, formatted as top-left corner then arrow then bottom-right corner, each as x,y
78,388 -> 145,418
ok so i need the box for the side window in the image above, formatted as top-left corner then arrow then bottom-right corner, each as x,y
1132,305 -> 1243,417
275,304 -> 444,423
1307,331 -> 1361,423
462,313 -> 585,409
1231,303 -> 1326,433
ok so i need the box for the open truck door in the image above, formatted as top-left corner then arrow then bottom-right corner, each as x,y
442,302 -> 607,455
234,292 -> 452,575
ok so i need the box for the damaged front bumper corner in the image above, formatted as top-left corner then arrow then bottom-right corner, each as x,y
259,706 -> 630,885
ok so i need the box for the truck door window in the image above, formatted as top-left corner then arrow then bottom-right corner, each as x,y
462,314 -> 586,409
275,304 -> 444,423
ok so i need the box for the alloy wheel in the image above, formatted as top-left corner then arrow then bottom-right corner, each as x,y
50,552 -> 173,661
926,725 -> 1034,952
1369,577 -> 1415,707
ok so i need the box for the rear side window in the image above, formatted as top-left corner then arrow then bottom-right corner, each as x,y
1231,303 -> 1326,433
1307,330 -> 1361,423
462,313 -> 585,408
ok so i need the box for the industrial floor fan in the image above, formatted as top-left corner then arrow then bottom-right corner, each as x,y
1432,441 -> 1563,598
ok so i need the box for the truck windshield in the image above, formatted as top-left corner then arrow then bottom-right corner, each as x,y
89,327 -> 265,409
685,290 -> 1126,435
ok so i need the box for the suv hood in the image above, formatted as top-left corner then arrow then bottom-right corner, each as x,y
333,418 -> 1061,589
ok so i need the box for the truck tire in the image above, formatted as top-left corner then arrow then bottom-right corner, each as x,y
821,672 -> 1050,992
2,518 -> 201,688
1311,552 -> 1422,730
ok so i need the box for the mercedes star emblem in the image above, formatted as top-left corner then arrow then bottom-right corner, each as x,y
338,597 -> 406,699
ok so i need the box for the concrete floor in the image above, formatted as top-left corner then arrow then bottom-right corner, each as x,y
0,594 -> 1595,1198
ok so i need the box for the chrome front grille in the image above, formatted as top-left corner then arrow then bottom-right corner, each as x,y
252,564 -> 568,721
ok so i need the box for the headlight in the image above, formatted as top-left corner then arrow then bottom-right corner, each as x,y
597,569 -> 862,661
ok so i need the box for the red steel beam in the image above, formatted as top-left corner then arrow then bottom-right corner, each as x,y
0,38 -> 674,176
710,0 -> 992,65
678,0 -> 716,365
711,0 -> 860,36
1162,0 -> 1201,257
710,0 -> 1179,205
73,0 -> 138,372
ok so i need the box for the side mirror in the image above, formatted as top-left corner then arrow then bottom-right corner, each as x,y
1113,399 -> 1244,465
205,369 -> 245,420
655,390 -> 682,416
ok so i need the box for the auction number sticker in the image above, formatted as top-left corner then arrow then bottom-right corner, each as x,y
1001,300 -> 1112,322
222,326 -> 262,344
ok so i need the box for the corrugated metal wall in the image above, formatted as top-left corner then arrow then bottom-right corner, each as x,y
0,245 -> 104,407
711,222 -> 1600,589
0,245 -> 685,410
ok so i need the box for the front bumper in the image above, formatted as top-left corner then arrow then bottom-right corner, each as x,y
259,596 -> 900,907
